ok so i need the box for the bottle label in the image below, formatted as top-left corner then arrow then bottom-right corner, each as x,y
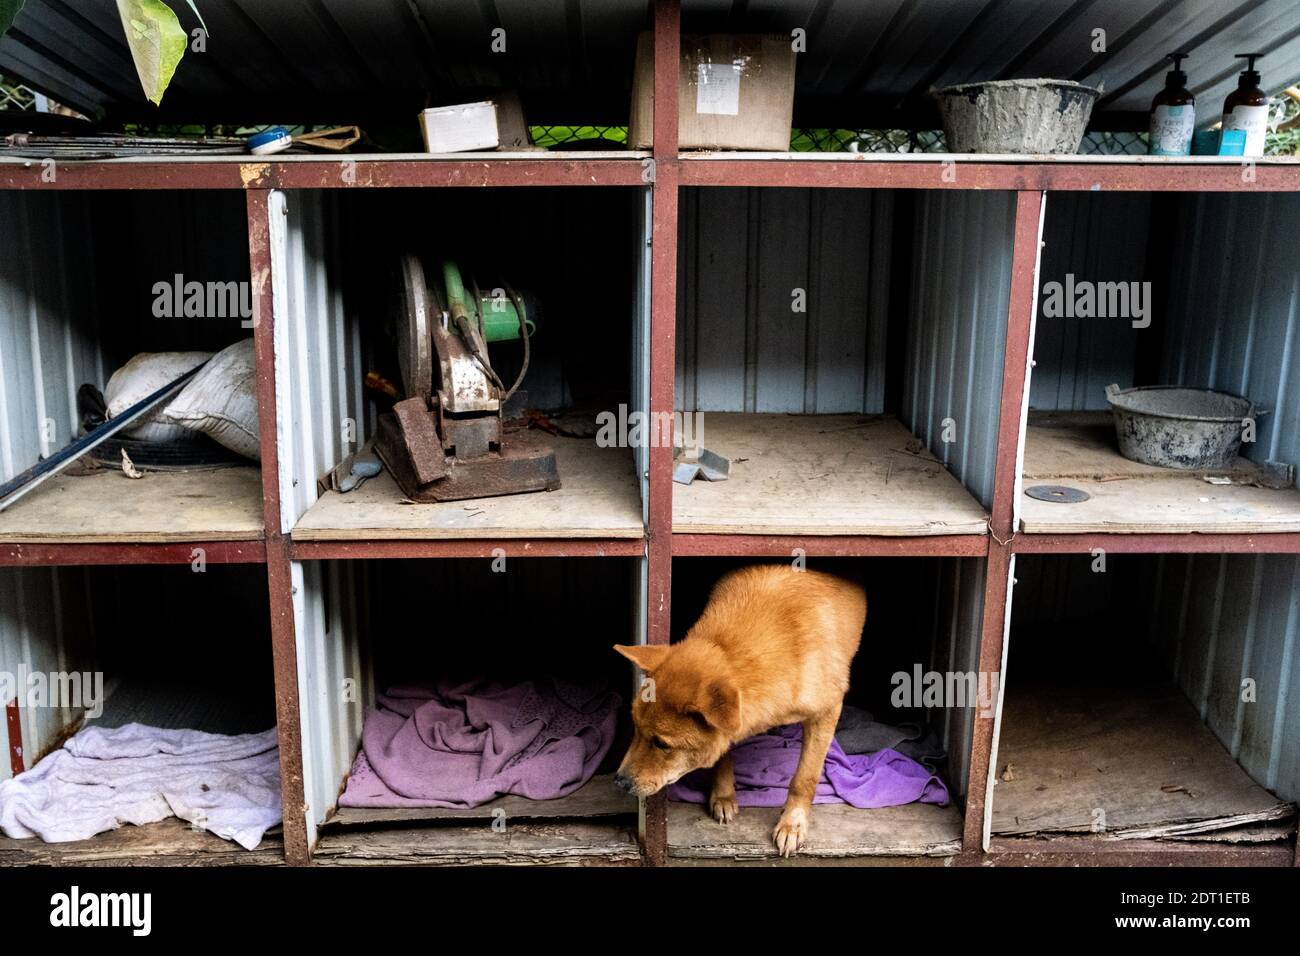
1222,103 -> 1270,156
1150,104 -> 1195,156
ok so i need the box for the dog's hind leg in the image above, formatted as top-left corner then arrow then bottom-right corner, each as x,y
773,702 -> 842,857
708,751 -> 738,823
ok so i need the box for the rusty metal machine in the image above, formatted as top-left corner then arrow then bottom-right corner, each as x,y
374,254 -> 559,501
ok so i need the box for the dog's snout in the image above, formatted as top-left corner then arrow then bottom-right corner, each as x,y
613,772 -> 634,793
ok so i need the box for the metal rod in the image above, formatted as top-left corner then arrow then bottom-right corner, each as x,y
0,364 -> 203,513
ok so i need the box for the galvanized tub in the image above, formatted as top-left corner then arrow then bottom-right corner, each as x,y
933,79 -> 1100,154
1105,384 -> 1256,470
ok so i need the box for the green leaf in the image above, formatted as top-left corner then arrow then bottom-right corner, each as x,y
0,0 -> 25,39
115,0 -> 187,106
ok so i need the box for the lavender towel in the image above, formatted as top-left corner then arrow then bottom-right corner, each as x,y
668,724 -> 950,809
340,678 -> 620,809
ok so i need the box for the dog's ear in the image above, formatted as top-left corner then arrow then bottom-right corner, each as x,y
613,644 -> 670,674
694,678 -> 741,735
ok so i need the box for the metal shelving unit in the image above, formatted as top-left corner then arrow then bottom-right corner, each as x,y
1,0 -> 1297,868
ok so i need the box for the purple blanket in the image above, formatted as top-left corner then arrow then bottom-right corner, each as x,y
340,678 -> 620,809
668,724 -> 950,809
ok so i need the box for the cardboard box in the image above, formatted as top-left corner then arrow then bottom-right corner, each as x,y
419,101 -> 499,153
490,91 -> 534,150
629,33 -> 796,151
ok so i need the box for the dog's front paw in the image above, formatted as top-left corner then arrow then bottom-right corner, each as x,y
709,793 -> 738,824
772,806 -> 809,857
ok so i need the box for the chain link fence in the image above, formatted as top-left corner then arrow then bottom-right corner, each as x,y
0,78 -> 38,112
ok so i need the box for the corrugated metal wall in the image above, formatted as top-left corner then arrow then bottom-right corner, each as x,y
902,190 -> 1016,509
1013,554 -> 1300,803
675,187 -> 893,414
1151,553 -> 1300,802
1030,192 -> 1153,411
294,559 -> 371,845
931,556 -> 986,802
0,192 -> 103,480
0,566 -> 95,782
1162,193 -> 1300,483
273,190 -> 369,531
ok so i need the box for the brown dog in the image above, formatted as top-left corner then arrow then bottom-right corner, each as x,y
613,565 -> 866,857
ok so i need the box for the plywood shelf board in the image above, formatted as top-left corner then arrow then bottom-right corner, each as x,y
1021,415 -> 1300,534
991,681 -> 1298,840
312,821 -> 640,866
0,467 -> 264,543
0,817 -> 284,866
293,437 -> 643,541
672,414 -> 989,536
322,774 -> 635,827
666,800 -> 963,859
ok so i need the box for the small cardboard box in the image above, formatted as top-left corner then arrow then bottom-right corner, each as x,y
629,33 -> 796,151
419,101 -> 499,153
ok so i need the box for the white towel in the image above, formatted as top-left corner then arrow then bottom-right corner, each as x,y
0,723 -> 281,850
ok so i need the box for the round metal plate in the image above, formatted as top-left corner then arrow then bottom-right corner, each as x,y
395,253 -> 433,400
1025,484 -> 1091,504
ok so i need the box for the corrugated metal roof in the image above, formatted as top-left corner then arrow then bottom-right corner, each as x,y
2,1 -> 1299,128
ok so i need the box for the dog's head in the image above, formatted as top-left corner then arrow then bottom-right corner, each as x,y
610,643 -> 741,797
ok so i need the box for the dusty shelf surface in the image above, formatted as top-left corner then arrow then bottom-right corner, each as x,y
294,436 -> 643,540
992,680 -> 1297,841
0,466 -> 263,543
1020,412 -> 1300,534
0,817 -> 283,866
313,820 -> 640,866
321,774 -> 635,828
667,800 -> 963,859
672,414 -> 989,536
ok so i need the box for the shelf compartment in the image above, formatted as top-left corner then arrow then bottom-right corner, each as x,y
273,187 -> 650,545
0,468 -> 263,544
665,556 -> 986,860
1025,191 -> 1300,537
0,190 -> 263,555
1020,412 -> 1300,534
0,563 -> 281,861
673,414 -> 989,536
993,680 -> 1297,842
293,436 -> 642,541
992,553 -> 1300,852
293,557 -> 644,864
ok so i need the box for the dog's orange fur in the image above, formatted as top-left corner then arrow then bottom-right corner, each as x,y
613,565 -> 866,857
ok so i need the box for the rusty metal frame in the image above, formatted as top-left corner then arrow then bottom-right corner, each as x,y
679,159 -> 1300,192
247,188 -> 311,866
5,697 -> 22,777
636,0 -> 682,869
963,190 -> 1044,854
672,534 -> 990,557
290,539 -> 645,561
1013,532 -> 1300,554
0,541 -> 265,566
0,158 -> 649,191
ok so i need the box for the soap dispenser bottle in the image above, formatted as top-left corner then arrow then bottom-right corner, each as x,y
1222,53 -> 1270,157
1149,53 -> 1195,155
